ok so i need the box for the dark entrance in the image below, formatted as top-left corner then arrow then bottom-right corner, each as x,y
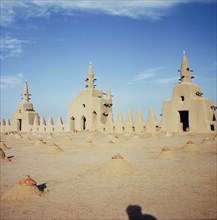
81,116 -> 86,130
178,111 -> 189,132
17,119 -> 22,131
210,124 -> 215,131
70,116 -> 75,131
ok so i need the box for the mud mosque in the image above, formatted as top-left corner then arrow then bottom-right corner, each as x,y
1,52 -> 216,134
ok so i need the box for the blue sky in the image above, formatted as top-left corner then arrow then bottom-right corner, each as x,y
1,0 -> 216,123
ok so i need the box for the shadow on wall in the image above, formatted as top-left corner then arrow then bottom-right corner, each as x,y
126,205 -> 157,220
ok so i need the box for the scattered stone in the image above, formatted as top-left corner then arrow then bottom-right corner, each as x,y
47,133 -> 54,140
35,138 -> 46,145
182,140 -> 199,152
0,148 -> 6,160
133,135 -> 140,139
123,133 -> 131,137
112,136 -> 119,144
0,148 -> 11,162
0,141 -> 10,150
22,135 -> 31,142
112,153 -> 123,159
47,143 -> 64,154
107,140 -> 114,144
82,139 -> 95,148
162,146 -> 170,151
201,137 -> 213,145
1,175 -> 42,201
17,175 -> 37,186
97,156 -> 136,176
155,146 -> 176,160
62,136 -> 71,143
186,140 -> 194,144
165,132 -> 172,137
14,134 -> 22,139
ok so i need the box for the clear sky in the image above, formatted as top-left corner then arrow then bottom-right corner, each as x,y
1,0 -> 216,123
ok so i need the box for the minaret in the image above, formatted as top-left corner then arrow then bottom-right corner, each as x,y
106,88 -> 112,100
179,51 -> 192,83
85,62 -> 95,89
22,81 -> 31,102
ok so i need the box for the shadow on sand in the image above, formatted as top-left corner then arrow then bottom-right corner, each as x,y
126,205 -> 157,220
37,183 -> 47,192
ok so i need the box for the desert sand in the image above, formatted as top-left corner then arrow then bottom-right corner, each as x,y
0,132 -> 216,220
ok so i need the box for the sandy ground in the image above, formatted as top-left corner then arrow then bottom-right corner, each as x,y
0,131 -> 216,220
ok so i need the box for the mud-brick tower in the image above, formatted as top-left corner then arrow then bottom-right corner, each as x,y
161,52 -> 216,133
12,81 -> 39,132
67,63 -> 113,131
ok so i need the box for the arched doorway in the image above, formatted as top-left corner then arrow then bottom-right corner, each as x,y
178,111 -> 189,132
17,119 -> 22,131
70,116 -> 75,131
81,116 -> 86,130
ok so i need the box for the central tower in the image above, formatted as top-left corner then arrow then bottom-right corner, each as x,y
67,63 -> 113,132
